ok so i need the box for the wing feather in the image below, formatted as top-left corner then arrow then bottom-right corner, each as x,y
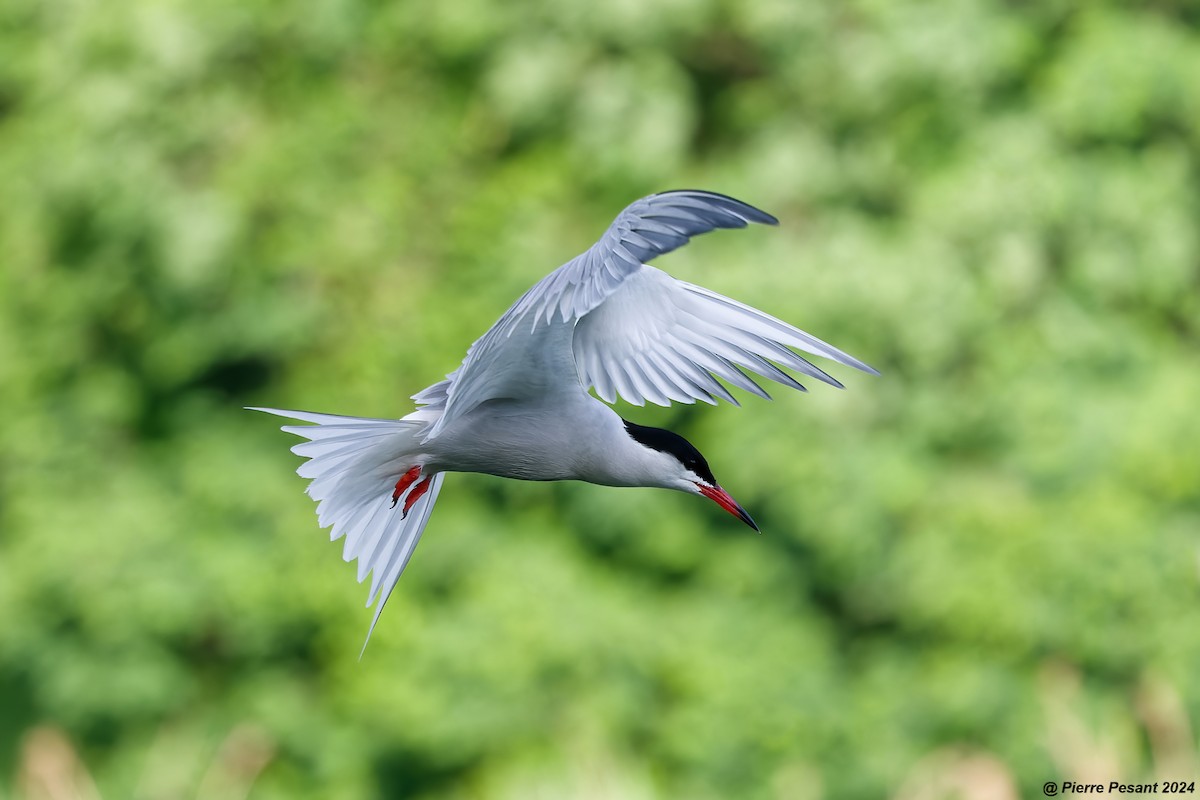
424,190 -> 779,433
420,190 -> 873,428
572,266 -> 876,408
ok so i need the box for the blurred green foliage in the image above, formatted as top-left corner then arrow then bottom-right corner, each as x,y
2,0 -> 1199,797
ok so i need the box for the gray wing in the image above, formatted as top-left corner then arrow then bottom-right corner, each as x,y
421,190 -> 779,435
572,266 -> 878,408
508,189 -> 778,325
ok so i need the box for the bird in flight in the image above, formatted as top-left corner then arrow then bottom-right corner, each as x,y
252,190 -> 876,644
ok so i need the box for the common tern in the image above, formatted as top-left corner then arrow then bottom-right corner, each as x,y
252,190 -> 876,643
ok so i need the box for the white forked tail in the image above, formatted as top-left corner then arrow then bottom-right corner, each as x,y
249,407 -> 445,652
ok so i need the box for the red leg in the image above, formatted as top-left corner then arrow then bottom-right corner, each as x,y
401,476 -> 433,518
390,466 -> 422,508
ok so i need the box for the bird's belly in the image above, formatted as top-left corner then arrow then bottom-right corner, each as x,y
425,397 -> 610,482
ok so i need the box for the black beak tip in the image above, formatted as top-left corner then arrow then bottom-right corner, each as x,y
696,482 -> 761,533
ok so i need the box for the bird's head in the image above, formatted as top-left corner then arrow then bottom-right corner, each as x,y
622,419 -> 759,531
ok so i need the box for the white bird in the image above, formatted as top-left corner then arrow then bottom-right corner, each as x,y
252,190 -> 876,645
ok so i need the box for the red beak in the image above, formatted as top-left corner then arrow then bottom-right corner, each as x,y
696,483 -> 759,532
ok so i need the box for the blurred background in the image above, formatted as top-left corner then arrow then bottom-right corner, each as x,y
2,0 -> 1199,797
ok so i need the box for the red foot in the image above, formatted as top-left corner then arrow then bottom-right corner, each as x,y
401,476 -> 433,518
390,466 -> 422,508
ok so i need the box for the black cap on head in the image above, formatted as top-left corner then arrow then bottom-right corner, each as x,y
622,419 -> 718,485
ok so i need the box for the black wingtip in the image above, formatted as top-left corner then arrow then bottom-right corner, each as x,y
656,189 -> 779,226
